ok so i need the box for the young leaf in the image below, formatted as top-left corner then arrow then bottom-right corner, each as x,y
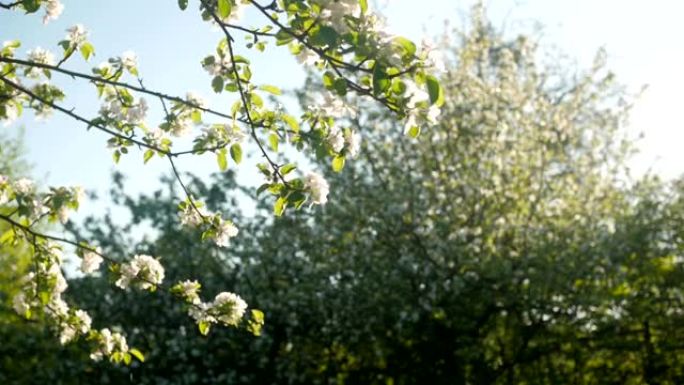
230,143 -> 242,164
129,348 -> 145,362
218,0 -> 231,19
212,76 -> 224,93
359,0 -> 368,13
282,114 -> 300,133
372,64 -> 390,96
79,42 -> 95,61
407,125 -> 421,138
268,133 -> 279,152
143,149 -> 154,164
332,155 -> 345,172
259,85 -> 282,95
280,164 -> 296,175
274,197 -> 286,216
217,149 -> 228,171
198,321 -> 211,336
426,75 -> 444,107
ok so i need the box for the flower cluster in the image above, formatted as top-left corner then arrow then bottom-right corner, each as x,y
66,24 -> 88,47
115,254 -> 165,291
314,0 -> 362,34
79,247 -> 104,274
0,175 -> 83,224
304,172 -> 330,205
172,281 -> 253,335
25,47 -> 55,78
12,242 -> 94,346
90,328 -> 129,362
178,200 -> 240,248
42,0 -> 64,24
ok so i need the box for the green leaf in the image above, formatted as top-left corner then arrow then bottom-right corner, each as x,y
79,42 -> 95,61
256,183 -> 270,196
407,125 -> 420,138
178,0 -> 188,10
230,143 -> 242,164
334,78 -> 348,96
0,229 -> 15,244
332,155 -> 345,172
129,348 -> 145,362
259,85 -> 282,95
282,114 -> 299,133
143,149 -> 154,164
123,353 -> 132,365
198,321 -> 211,336
22,0 -> 40,13
359,0 -> 368,13
274,197 -> 286,216
280,164 -> 296,175
268,133 -> 279,152
112,150 -> 121,164
372,64 -> 390,96
393,37 -> 417,57
217,149 -> 228,171
275,29 -> 294,45
426,75 -> 444,107
247,309 -> 265,336
218,0 -> 231,19
212,76 -> 224,93
322,71 -> 335,89
312,26 -> 338,47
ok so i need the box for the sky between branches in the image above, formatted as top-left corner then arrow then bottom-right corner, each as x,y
1,0 -> 682,222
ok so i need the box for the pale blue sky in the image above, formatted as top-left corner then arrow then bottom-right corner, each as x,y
1,0 -> 683,220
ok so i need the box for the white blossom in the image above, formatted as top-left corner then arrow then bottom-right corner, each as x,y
90,328 -> 128,361
47,296 -> 69,318
318,92 -> 355,119
12,292 -> 30,316
47,263 -> 68,294
42,0 -> 64,24
202,54 -> 225,76
26,47 -> 54,78
126,98 -> 148,124
12,177 -> 34,195
74,309 -> 92,334
66,24 -> 88,46
421,39 -> 447,73
59,309 -> 92,345
2,102 -> 19,127
57,206 -> 70,224
305,172 -> 330,205
317,0 -> 360,33
212,292 -> 247,326
175,280 -> 201,304
344,129 -> 361,158
296,48 -> 318,66
214,220 -> 238,248
179,204 -> 207,227
120,51 -> 137,71
96,61 -> 113,75
81,247 -> 104,274
404,80 -> 429,108
188,301 -> 216,324
170,118 -> 193,137
326,126 -> 345,153
145,127 -> 167,148
186,92 -> 207,109
115,254 -> 165,290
